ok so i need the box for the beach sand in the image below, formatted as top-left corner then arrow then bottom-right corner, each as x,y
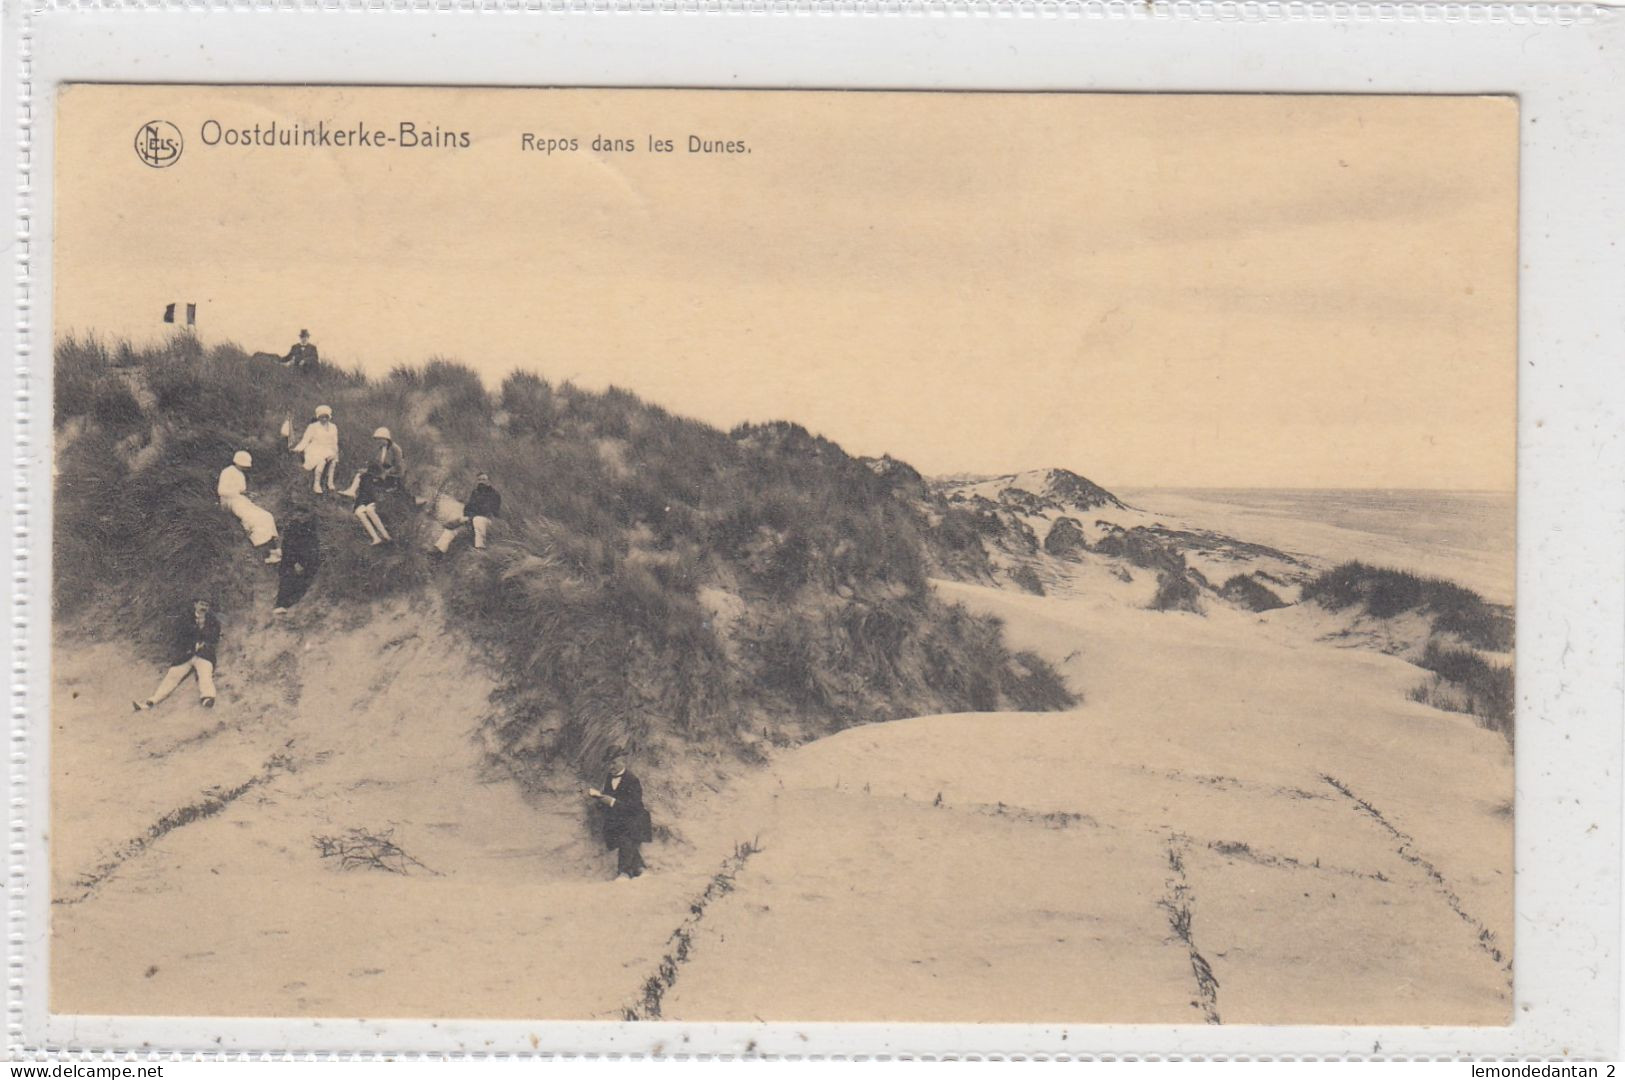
50,555 -> 1513,1025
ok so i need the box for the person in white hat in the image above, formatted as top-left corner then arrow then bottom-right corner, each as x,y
290,404 -> 340,494
340,427 -> 407,499
217,450 -> 282,564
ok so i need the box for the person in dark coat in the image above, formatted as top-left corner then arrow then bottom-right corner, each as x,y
134,599 -> 221,711
273,511 -> 321,613
433,472 -> 501,554
586,746 -> 649,879
352,464 -> 393,546
281,329 -> 318,371
339,428 -> 410,502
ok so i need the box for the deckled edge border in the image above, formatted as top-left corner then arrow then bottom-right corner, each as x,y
7,0 -> 34,1064
5,0 -> 1618,1063
18,0 -> 1621,21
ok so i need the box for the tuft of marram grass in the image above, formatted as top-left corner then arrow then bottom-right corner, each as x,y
1301,561 -> 1513,651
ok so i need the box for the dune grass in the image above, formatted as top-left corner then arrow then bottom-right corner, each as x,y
1094,525 -> 1204,613
1413,640 -> 1515,743
1008,564 -> 1046,596
1302,562 -> 1515,744
1300,561 -> 1513,650
54,335 -> 1076,780
1219,574 -> 1288,613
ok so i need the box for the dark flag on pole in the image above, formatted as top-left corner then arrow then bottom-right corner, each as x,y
162,303 -> 176,324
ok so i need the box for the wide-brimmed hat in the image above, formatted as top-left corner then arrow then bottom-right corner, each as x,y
315,405 -> 333,418
373,427 -> 392,440
232,450 -> 252,468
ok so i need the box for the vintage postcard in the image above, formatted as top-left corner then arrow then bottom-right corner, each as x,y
47,86 -> 1519,1031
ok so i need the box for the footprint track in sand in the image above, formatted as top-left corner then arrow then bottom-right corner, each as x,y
621,840 -> 764,1022
54,751 -> 307,905
1320,773 -> 1510,976
1159,834 -> 1222,1025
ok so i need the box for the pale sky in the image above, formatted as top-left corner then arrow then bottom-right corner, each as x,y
55,88 -> 1518,490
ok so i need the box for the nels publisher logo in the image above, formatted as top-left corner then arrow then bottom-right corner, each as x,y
134,120 -> 183,168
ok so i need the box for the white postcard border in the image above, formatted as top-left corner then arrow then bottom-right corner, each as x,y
6,1 -> 1624,1059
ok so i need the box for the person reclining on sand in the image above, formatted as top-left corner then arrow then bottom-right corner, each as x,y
133,599 -> 222,711
273,510 -> 321,614
433,471 -> 501,554
353,464 -> 393,547
290,404 -> 340,494
217,450 -> 282,564
585,746 -> 651,880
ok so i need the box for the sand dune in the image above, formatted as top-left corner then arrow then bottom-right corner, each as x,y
51,565 -> 1511,1024
658,581 -> 1512,1024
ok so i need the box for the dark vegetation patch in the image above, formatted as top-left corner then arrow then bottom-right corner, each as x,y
1302,563 -> 1514,744
1149,573 -> 1204,614
1130,525 -> 1306,568
1042,468 -> 1128,512
1301,562 -> 1512,651
1219,574 -> 1288,612
1411,641 -> 1515,743
1042,517 -> 1088,560
55,336 -> 1076,786
1093,525 -> 1203,614
1008,564 -> 1045,596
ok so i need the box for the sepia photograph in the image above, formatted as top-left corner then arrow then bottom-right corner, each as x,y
45,86 -> 1518,1028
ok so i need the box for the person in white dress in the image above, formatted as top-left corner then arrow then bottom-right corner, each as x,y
217,450 -> 282,564
291,404 -> 340,494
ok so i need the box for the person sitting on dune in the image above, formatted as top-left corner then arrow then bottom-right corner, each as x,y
273,509 -> 321,614
281,329 -> 318,371
133,598 -> 222,711
340,427 -> 408,500
353,464 -> 393,547
433,471 -> 501,555
586,746 -> 651,880
217,450 -> 281,564
290,404 -> 340,495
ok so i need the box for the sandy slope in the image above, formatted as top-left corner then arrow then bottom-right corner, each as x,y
52,606 -> 724,1019
657,582 -> 1512,1024
51,579 -> 1512,1024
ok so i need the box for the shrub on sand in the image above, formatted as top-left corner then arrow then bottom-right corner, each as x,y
1009,564 -> 1045,596
1301,562 -> 1512,650
1219,574 -> 1288,613
1416,640 -> 1514,742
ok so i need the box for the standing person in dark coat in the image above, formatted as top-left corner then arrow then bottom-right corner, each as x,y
586,746 -> 650,879
273,510 -> 321,614
133,599 -> 221,711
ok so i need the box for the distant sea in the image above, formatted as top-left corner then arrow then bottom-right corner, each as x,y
1116,488 -> 1516,603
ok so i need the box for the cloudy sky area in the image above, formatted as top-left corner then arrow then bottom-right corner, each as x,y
55,88 -> 1517,490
